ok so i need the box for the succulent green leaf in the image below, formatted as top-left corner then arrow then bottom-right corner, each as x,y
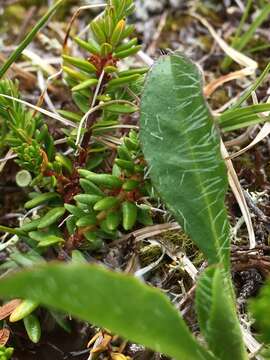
0,263 -> 215,360
78,170 -> 123,189
9,299 -> 38,322
122,201 -> 137,230
114,45 -> 142,59
24,192 -> 60,209
23,314 -> 41,344
74,37 -> 101,55
72,78 -> 99,92
62,55 -> 97,74
140,54 -> 230,269
37,207 -> 65,229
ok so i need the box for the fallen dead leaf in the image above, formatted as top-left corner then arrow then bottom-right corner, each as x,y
0,328 -> 10,346
0,299 -> 22,321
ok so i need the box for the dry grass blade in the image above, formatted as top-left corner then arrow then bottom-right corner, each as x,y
0,93 -> 76,127
204,68 -> 254,97
229,122 -> 270,160
191,13 -> 257,70
221,141 -> 255,249
22,49 -> 56,75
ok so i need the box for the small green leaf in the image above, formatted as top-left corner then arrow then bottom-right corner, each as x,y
122,201 -> 137,230
9,299 -> 38,322
64,204 -> 85,218
91,20 -> 107,44
104,103 -> 138,114
118,67 -> 148,77
25,193 -> 60,209
101,43 -> 113,57
74,194 -> 103,205
20,219 -> 41,232
72,78 -> 99,92
74,37 -> 101,55
111,20 -> 125,47
115,159 -> 134,172
76,215 -> 97,227
106,212 -> 122,231
122,179 -> 139,191
62,66 -> 89,81
37,236 -> 64,247
114,45 -> 142,59
23,314 -> 41,343
115,37 -> 138,53
55,154 -> 73,174
94,196 -> 120,211
107,74 -> 140,89
78,170 -> 122,189
62,55 -> 97,74
79,179 -> 104,196
38,207 -> 65,229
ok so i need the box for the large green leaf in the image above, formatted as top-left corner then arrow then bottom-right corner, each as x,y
140,53 -> 230,268
196,268 -> 248,360
0,263 -> 214,360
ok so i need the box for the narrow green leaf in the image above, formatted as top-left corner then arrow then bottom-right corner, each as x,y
71,78 -> 98,92
104,103 -> 138,114
196,268 -> 248,360
74,37 -> 101,55
107,74 -> 140,89
114,45 -> 142,59
9,299 -> 38,322
0,0 -> 65,78
62,55 -> 97,74
62,66 -> 89,81
115,37 -> 138,53
37,236 -> 64,247
20,219 -> 41,232
93,196 -> 120,211
0,263 -> 215,360
76,215 -> 97,227
140,54 -> 230,268
78,170 -> 123,189
0,226 -> 24,236
23,314 -> 41,343
74,194 -> 103,205
38,207 -> 65,229
25,192 -> 60,209
122,201 -> 137,230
